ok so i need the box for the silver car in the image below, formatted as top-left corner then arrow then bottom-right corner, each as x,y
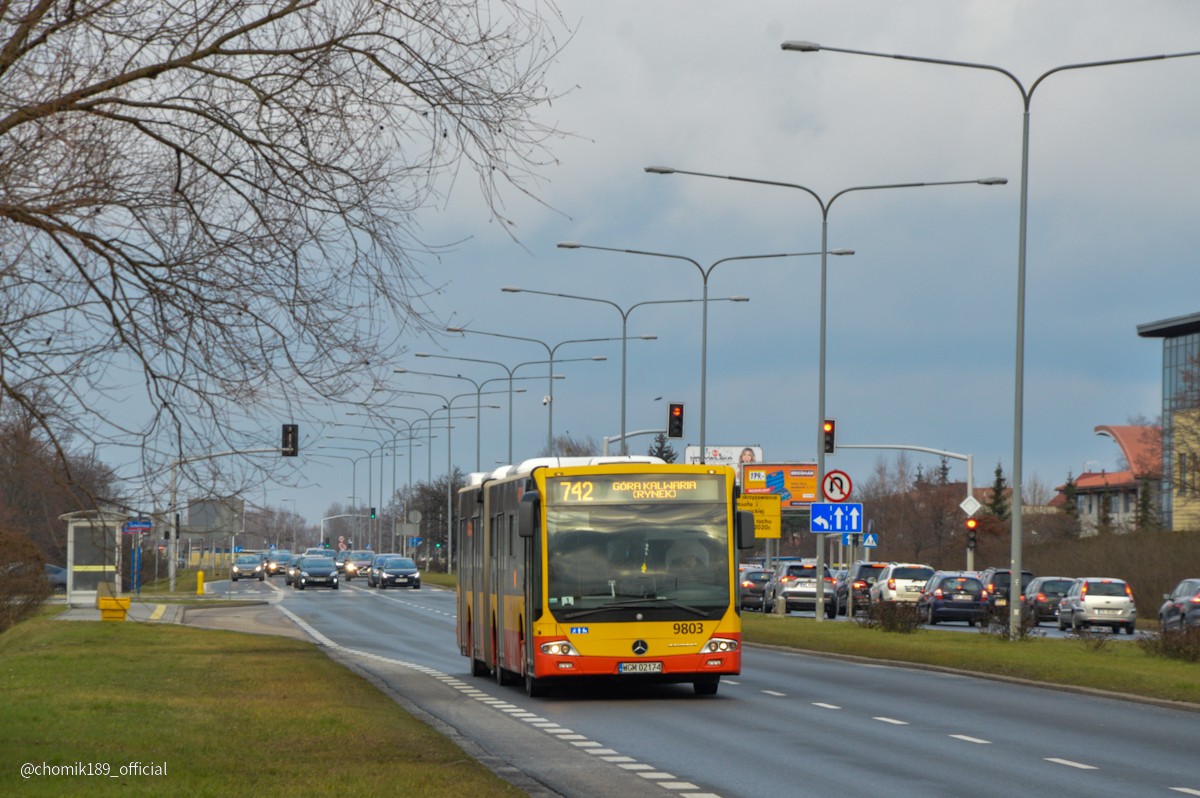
1058,578 -> 1137,634
770,560 -> 836,617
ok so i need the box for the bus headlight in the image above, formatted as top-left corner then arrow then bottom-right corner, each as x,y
540,641 -> 579,656
703,638 -> 739,653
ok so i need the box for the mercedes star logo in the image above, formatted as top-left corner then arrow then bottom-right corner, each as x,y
632,639 -> 648,656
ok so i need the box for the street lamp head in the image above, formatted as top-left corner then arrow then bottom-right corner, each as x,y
730,296 -> 750,302
557,241 -> 582,249
415,352 -> 430,358
393,368 -> 408,373
781,40 -> 821,52
553,374 -> 565,379
514,388 -> 527,393
591,356 -> 607,361
317,445 -> 326,449
487,404 -> 501,409
977,177 -> 1008,185
501,286 -> 522,293
831,249 -> 855,256
445,326 -> 465,332
640,334 -> 658,340
644,166 -> 675,174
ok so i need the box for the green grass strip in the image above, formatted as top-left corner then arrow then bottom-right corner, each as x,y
742,614 -> 1200,705
1,619 -> 526,797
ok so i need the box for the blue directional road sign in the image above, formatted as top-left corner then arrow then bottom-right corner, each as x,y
810,502 -> 864,534
409,536 -> 422,547
234,546 -> 243,553
863,532 -> 878,548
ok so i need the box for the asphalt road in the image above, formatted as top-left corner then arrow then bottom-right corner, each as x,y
214,577 -> 1199,798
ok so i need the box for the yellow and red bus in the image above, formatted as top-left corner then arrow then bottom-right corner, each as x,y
456,457 -> 755,697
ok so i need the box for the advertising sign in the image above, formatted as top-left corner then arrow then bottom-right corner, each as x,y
741,463 -> 818,510
737,494 -> 781,538
683,446 -> 763,484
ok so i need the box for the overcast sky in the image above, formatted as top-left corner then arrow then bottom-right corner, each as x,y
283,0 -> 1200,530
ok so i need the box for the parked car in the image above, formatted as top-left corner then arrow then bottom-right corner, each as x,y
916,571 -> 988,626
343,550 -> 375,582
869,563 -> 935,607
1021,576 -> 1073,625
266,550 -> 292,576
44,563 -> 67,595
979,567 -> 1034,613
770,560 -> 836,617
284,554 -> 304,586
1058,578 -> 1137,634
835,561 -> 888,616
230,554 -> 265,582
294,556 -> 339,590
739,569 -> 774,612
366,553 -> 399,587
375,557 -> 420,589
1158,578 -> 1200,630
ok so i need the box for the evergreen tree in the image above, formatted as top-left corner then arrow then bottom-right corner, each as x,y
647,432 -> 678,463
1136,479 -> 1157,531
985,461 -> 1009,522
1098,487 -> 1113,533
1061,472 -> 1079,520
935,457 -> 952,487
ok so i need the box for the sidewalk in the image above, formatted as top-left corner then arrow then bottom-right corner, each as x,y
54,603 -> 186,623
182,603 -> 308,640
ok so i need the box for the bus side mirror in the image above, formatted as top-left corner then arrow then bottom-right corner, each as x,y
518,491 -> 540,538
736,510 -> 756,550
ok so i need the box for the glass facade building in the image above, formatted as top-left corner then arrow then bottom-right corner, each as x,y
1138,312 -> 1200,530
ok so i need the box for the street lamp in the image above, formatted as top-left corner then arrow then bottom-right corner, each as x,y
559,242 -> 825,460
314,449 -> 371,543
781,40 -> 1199,634
281,498 -> 296,552
647,165 -> 1005,621
501,288 -> 746,455
444,326 -> 623,455
392,367 -> 501,472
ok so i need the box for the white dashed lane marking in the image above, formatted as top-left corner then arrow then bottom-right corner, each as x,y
813,703 -> 841,709
950,735 -> 991,744
761,690 -> 786,696
1045,758 -> 1097,770
874,717 -> 908,725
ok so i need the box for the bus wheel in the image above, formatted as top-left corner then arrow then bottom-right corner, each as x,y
525,673 -> 548,698
694,679 -> 719,696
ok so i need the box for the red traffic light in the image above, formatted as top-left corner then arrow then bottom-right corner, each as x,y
672,406 -> 682,417
822,421 -> 833,433
965,517 -> 978,530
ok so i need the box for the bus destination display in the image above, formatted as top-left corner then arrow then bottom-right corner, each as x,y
546,473 -> 723,505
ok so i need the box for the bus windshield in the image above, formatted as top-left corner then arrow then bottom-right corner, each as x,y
544,501 -> 729,619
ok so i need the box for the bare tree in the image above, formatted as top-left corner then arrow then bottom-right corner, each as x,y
0,0 -> 567,503
540,433 -> 599,458
1023,472 -> 1051,507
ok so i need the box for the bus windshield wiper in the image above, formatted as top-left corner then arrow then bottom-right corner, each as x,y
563,598 -> 709,619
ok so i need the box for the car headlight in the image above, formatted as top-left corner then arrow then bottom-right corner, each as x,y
301,571 -> 309,578
232,566 -> 239,572
540,641 -> 579,656
703,638 -> 739,653
255,566 -> 261,571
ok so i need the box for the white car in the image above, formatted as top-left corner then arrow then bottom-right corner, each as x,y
1058,578 -> 1137,634
869,563 -> 936,606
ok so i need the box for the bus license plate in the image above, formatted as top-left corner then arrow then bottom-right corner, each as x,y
619,662 -> 663,674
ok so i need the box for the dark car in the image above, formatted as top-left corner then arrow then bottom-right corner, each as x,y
343,550 -> 374,582
44,563 -> 67,595
335,550 -> 352,574
916,571 -> 988,626
366,553 -> 399,587
266,550 -> 292,577
284,554 -> 304,586
1159,578 -> 1200,630
375,557 -> 421,590
835,561 -> 888,617
230,554 -> 265,582
1022,576 -> 1073,625
739,569 -> 774,612
979,567 -> 1034,613
294,556 -> 339,590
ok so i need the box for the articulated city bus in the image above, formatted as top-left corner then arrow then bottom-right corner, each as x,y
456,456 -> 755,697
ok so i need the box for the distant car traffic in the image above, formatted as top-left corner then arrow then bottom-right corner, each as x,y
869,563 -> 935,607
335,550 -> 352,574
770,560 -> 836,617
1058,578 -> 1137,634
294,556 -> 338,590
375,557 -> 420,589
916,571 -> 988,626
1158,578 -> 1200,630
266,550 -> 292,576
343,550 -> 374,581
284,554 -> 304,586
835,561 -> 888,616
1021,576 -> 1073,625
366,554 -> 397,587
230,554 -> 265,582
739,569 -> 773,612
979,567 -> 1034,614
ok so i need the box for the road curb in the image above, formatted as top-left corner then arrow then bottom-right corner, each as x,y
743,640 -> 1200,715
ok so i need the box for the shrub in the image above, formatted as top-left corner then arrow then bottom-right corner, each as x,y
1070,627 -> 1114,653
1137,627 -> 1200,663
980,607 -> 1044,641
857,602 -> 923,634
0,529 -> 51,633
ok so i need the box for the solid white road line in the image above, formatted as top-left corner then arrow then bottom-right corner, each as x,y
1045,758 -> 1097,770
949,735 -> 991,744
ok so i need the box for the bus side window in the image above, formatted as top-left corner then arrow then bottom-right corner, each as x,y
508,514 -> 514,557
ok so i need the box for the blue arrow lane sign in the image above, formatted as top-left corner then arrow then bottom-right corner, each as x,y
810,502 -> 864,533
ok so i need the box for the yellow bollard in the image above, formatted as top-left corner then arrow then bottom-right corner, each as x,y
197,571 -> 205,595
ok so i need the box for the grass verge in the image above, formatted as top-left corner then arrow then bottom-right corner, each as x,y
420,571 -> 457,589
1,618 -> 526,797
741,614 -> 1200,705
137,567 -> 229,596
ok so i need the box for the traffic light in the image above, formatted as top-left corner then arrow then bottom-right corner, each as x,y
370,507 -> 376,520
965,517 -> 978,549
281,423 -> 299,456
823,418 -> 837,455
667,402 -> 685,439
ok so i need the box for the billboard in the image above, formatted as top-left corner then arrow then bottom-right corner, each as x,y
741,463 -> 818,510
683,446 -> 763,484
